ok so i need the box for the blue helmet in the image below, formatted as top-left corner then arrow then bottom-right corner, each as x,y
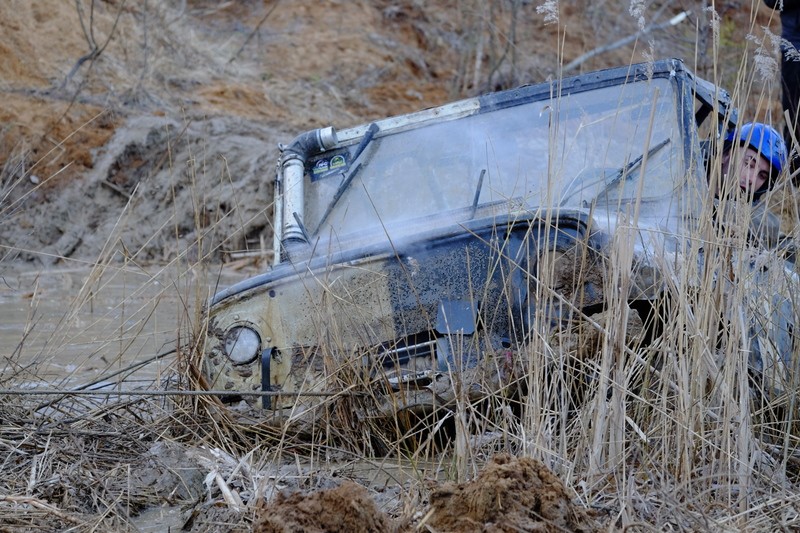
725,122 -> 787,175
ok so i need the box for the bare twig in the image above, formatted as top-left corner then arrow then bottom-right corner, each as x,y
229,0 -> 282,64
563,9 -> 689,73
60,0 -> 129,91
100,179 -> 132,200
135,0 -> 149,91
0,495 -> 86,526
484,0 -> 521,91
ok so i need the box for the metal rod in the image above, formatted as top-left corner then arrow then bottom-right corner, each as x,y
261,348 -> 272,409
0,389 -> 363,398
73,348 -> 177,392
33,347 -> 178,412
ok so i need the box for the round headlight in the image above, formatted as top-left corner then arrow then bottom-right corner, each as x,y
223,326 -> 261,365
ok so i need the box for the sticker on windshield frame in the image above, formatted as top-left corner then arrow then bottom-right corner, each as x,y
310,153 -> 348,181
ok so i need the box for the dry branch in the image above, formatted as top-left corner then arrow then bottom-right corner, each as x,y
563,9 -> 689,73
0,495 -> 86,526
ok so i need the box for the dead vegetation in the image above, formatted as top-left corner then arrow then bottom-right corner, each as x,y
0,393 -> 183,530
3,0 -> 800,532
5,214 -> 800,531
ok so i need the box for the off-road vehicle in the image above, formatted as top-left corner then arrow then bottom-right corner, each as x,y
198,58 -> 795,426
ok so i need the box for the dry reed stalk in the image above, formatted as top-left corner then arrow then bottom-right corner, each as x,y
2,2 -> 799,531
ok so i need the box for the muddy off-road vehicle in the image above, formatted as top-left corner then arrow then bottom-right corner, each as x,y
199,58 -> 798,425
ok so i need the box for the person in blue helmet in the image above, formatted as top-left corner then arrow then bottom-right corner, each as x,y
721,123 -> 787,199
719,123 -> 796,394
716,122 -> 788,250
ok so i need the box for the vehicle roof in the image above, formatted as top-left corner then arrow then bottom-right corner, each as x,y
323,58 -> 731,149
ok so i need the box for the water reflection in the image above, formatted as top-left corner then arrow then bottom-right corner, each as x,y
0,264 -> 240,388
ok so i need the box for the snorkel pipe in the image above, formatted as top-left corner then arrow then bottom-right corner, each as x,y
276,127 -> 338,259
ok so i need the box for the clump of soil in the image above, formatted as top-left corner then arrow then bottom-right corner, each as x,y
244,455 -> 598,533
423,454 -> 597,532
252,480 -> 395,533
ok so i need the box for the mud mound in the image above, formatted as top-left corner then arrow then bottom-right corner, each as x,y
2,115 -> 281,265
423,454 -> 597,533
252,481 -> 395,533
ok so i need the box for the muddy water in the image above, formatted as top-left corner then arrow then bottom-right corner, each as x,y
0,264 -> 241,389
1,264 -> 512,531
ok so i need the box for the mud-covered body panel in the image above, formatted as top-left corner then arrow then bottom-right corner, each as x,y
204,211 -> 614,412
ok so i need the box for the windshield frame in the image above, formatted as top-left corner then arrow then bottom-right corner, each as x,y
276,59 -> 715,264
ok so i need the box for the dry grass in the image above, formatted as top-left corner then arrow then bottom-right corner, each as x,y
1,0 -> 800,531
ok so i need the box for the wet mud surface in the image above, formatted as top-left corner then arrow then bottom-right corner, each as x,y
0,391 -> 605,532
179,454 -> 600,533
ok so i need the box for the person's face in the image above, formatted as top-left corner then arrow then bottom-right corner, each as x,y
721,146 -> 771,195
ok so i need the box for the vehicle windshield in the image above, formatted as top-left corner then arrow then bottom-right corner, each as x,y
305,77 -> 682,245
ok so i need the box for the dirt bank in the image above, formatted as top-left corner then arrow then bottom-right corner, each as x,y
0,0 -> 783,267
